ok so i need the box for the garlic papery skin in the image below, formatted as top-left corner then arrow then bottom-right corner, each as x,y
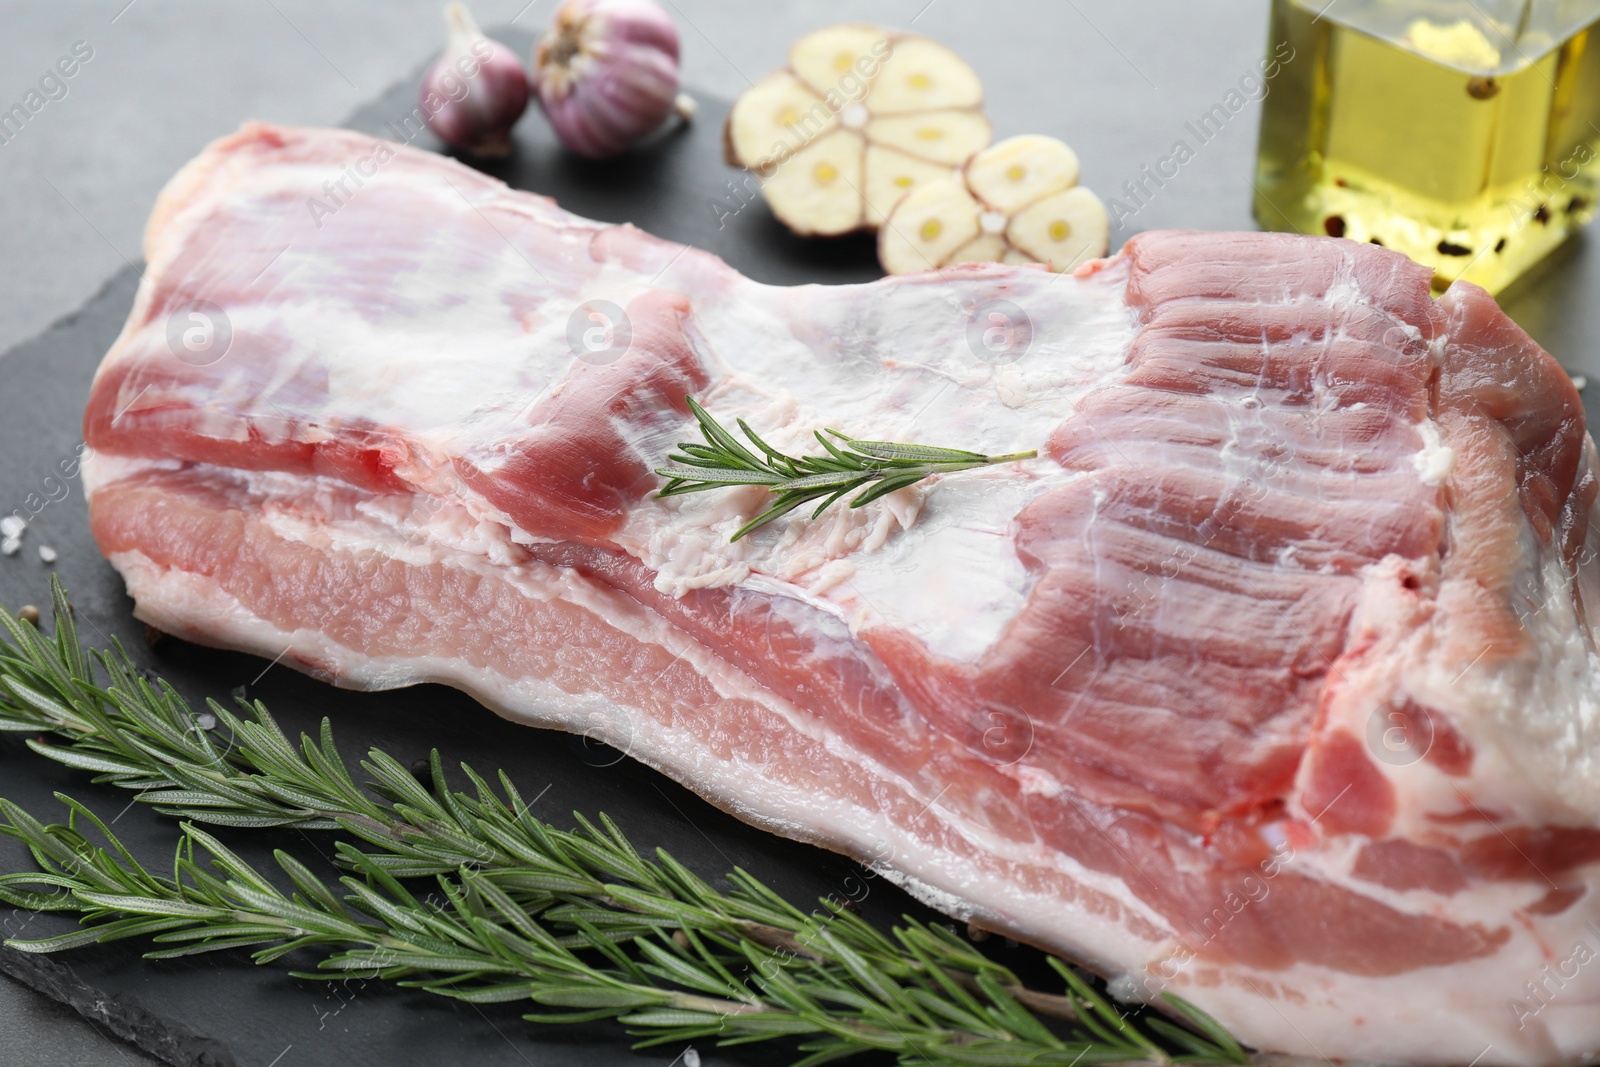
532,0 -> 688,160
421,3 -> 531,158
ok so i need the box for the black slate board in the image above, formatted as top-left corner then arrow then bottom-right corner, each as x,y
0,32 -> 993,1067
5,22 -> 1600,1067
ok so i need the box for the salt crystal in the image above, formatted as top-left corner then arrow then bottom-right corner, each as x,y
195,711 -> 218,731
38,545 -> 58,564
682,1051 -> 701,1067
0,516 -> 24,539
0,538 -> 20,558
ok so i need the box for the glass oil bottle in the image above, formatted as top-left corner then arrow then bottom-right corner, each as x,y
1254,0 -> 1600,293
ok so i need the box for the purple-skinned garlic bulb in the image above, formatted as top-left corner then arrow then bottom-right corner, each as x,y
421,3 -> 530,158
532,0 -> 694,159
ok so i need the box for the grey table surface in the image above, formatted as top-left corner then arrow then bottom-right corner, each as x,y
0,1 -> 1595,1064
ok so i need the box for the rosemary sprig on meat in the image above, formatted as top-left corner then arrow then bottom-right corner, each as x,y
0,583 -> 1247,1065
654,398 -> 1037,541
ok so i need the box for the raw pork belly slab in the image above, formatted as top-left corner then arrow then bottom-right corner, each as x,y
83,124 -> 1600,1066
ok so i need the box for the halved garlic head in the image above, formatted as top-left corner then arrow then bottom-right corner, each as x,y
723,23 -> 991,236
878,134 -> 1109,275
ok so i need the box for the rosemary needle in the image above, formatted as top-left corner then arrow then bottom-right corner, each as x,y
655,398 -> 1037,541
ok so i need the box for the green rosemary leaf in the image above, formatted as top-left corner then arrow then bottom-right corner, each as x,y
848,471 -> 929,508
729,492 -> 811,542
144,935 -> 291,960
519,1006 -> 629,1025
173,811 -> 315,830
23,742 -> 147,776
773,469 -> 876,492
653,466 -> 784,486
686,397 -> 769,472
532,986 -> 672,1010
1161,995 -> 1249,1064
8,925 -> 149,955
68,892 -> 226,919
807,483 -> 857,519
432,981 -> 545,1004
1,679 -> 78,728
633,938 -> 734,998
733,419 -> 789,464
829,434 -> 992,465
1145,1017 -> 1229,1060
675,442 -> 734,462
813,430 -> 868,468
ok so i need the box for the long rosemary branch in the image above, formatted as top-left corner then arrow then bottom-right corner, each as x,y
0,582 -> 1247,1065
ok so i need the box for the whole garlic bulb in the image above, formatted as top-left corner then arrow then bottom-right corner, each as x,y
532,0 -> 691,159
421,3 -> 530,158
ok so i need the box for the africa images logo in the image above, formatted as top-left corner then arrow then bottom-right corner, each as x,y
165,300 -> 234,367
566,300 -> 633,365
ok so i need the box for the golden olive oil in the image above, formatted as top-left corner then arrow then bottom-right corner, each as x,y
1255,0 -> 1600,293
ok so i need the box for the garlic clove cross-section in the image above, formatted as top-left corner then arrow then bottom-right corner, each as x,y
763,133 -> 868,236
1007,186 -> 1110,269
877,180 -> 984,274
862,145 -> 956,226
725,71 -> 833,170
788,23 -> 887,100
865,111 -> 991,166
964,134 -> 1080,214
723,23 -> 991,237
866,36 -> 984,113
878,134 -> 1109,275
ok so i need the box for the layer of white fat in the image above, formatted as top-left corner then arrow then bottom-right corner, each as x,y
80,451 -> 182,496
1143,934 -> 1600,1067
615,264 -> 1140,662
1405,538 -> 1600,828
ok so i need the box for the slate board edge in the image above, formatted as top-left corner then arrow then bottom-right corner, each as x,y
0,945 -> 238,1067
